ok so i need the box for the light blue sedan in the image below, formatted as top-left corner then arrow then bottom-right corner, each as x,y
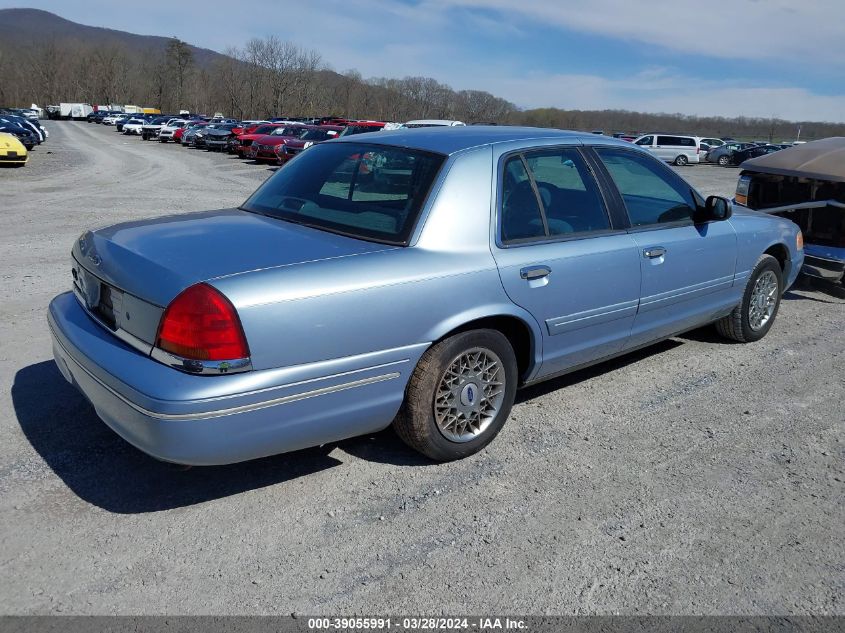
48,127 -> 804,463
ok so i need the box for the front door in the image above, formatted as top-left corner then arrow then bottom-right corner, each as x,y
491,147 -> 641,379
592,147 -> 738,348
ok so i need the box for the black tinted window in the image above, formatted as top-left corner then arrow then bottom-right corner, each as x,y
243,143 -> 445,244
657,136 -> 695,146
596,149 -> 697,226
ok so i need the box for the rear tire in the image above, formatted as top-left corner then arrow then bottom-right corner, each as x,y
718,155 -> 731,166
393,329 -> 518,461
674,154 -> 689,166
715,255 -> 783,342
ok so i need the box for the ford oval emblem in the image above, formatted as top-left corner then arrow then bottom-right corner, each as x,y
88,253 -> 102,266
467,386 -> 475,404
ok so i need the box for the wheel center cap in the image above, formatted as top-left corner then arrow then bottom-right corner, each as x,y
460,383 -> 479,407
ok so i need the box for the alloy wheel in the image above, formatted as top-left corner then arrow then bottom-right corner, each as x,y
748,270 -> 779,331
434,348 -> 506,443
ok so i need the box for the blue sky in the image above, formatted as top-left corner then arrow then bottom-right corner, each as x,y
4,0 -> 845,121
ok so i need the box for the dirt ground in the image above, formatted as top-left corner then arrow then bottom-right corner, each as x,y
0,122 -> 842,615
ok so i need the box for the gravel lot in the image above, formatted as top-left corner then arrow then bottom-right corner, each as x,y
1,122 -> 842,615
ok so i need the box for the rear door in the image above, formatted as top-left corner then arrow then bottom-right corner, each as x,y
491,146 -> 641,379
592,147 -> 738,347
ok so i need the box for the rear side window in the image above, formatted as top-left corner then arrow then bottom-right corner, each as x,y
501,157 -> 546,242
595,149 -> 697,226
501,148 -> 610,243
657,135 -> 695,147
242,142 -> 445,244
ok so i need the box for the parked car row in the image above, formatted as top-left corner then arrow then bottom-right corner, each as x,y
102,111 -> 399,166
0,107 -> 50,167
629,133 -> 796,167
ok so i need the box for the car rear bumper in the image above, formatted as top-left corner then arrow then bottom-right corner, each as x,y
802,245 -> 845,283
0,153 -> 27,164
48,291 -> 417,465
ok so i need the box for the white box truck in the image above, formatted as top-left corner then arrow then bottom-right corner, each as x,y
59,103 -> 94,119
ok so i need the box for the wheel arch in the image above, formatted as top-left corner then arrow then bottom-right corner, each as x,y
424,308 -> 543,384
763,242 -> 791,280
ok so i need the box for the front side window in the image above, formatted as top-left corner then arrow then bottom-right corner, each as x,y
636,136 -> 653,146
242,142 -> 445,244
595,149 -> 697,226
500,148 -> 610,243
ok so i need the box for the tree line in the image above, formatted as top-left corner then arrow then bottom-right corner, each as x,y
1,34 -> 843,140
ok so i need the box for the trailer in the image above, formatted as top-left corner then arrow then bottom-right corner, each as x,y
59,103 -> 93,120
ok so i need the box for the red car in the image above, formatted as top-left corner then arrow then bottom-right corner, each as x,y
248,125 -> 310,162
274,125 -> 344,165
232,123 -> 284,157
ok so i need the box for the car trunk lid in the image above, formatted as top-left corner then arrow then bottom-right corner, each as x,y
72,208 -> 395,346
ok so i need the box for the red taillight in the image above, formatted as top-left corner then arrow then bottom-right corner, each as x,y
155,284 -> 250,361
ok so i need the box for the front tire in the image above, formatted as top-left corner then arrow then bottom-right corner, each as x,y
715,255 -> 783,342
394,329 -> 518,461
674,154 -> 689,166
718,155 -> 731,166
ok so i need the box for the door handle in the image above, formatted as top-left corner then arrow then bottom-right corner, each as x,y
520,265 -> 551,280
643,247 -> 666,259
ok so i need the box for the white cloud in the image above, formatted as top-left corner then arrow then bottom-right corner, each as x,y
5,0 -> 843,121
426,0 -> 845,67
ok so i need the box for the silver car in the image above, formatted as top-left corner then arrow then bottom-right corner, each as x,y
49,127 -> 803,464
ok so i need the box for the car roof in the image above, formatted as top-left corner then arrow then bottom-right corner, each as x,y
334,125 -> 632,155
741,136 -> 845,183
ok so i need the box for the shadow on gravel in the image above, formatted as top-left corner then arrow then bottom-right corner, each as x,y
12,361 -> 343,514
516,339 -> 683,403
674,325 -> 735,345
783,277 -> 845,302
336,429 -> 434,467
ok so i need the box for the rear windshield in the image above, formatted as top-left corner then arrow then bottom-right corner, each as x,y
300,128 -> 339,141
341,125 -> 384,137
242,142 -> 446,245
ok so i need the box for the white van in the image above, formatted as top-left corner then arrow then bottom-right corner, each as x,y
633,134 -> 702,166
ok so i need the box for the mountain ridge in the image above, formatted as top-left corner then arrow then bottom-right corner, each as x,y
0,8 -> 227,67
